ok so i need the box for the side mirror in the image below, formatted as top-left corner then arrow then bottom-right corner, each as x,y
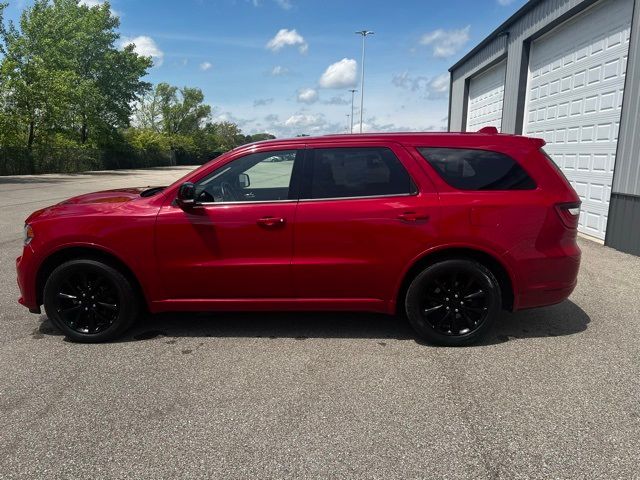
238,173 -> 250,188
176,182 -> 196,207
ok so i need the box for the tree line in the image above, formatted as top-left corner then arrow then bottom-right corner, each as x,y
0,0 -> 272,175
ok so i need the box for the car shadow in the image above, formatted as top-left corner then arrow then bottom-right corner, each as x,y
35,300 -> 590,346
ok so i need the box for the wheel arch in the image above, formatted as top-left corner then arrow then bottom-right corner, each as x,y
36,245 -> 148,311
395,247 -> 515,315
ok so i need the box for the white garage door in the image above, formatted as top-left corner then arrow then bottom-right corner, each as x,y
524,0 -> 632,239
466,60 -> 506,132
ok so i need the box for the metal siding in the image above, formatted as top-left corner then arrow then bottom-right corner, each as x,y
523,0 -> 633,240
449,74 -> 466,131
612,0 -> 640,195
501,0 -> 596,132
466,60 -> 507,131
449,37 -> 507,131
449,0 -> 606,133
606,194 -> 640,254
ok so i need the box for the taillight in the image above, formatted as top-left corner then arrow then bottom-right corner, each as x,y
555,202 -> 581,229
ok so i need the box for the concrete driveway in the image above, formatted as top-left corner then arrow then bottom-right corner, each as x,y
0,167 -> 638,479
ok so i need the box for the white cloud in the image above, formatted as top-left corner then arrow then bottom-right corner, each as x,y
420,26 -> 470,58
429,73 -> 449,94
254,98 -> 274,107
283,113 -> 337,134
250,0 -> 293,8
275,0 -> 293,9
497,0 -> 514,5
285,114 -> 321,128
266,29 -> 308,54
319,58 -> 358,89
120,36 -> 164,67
323,96 -> 350,106
200,61 -> 213,71
297,88 -> 318,104
270,65 -> 290,76
392,71 -> 450,99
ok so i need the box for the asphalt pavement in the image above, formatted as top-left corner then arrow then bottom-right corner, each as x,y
0,167 -> 638,479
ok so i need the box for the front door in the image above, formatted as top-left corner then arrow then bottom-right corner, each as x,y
155,148 -> 302,301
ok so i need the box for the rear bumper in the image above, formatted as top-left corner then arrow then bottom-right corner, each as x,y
16,248 -> 40,313
513,249 -> 581,310
516,280 -> 577,310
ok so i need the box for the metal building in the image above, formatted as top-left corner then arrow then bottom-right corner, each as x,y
448,0 -> 640,256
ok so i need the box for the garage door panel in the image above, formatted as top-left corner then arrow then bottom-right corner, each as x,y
524,0 -> 631,240
465,60 -> 506,132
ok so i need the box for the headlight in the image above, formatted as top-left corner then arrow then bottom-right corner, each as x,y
23,224 -> 34,246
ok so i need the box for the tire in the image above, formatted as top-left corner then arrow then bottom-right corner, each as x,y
43,259 -> 139,343
405,259 -> 501,347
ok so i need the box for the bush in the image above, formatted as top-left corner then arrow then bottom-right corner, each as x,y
0,145 -> 204,175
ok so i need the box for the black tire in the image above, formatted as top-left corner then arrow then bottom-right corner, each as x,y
405,259 -> 501,347
43,259 -> 139,343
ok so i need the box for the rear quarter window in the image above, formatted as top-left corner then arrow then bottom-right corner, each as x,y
417,147 -> 536,191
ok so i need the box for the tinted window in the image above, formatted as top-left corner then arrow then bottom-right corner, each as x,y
306,147 -> 415,199
195,150 -> 298,202
417,147 -> 535,190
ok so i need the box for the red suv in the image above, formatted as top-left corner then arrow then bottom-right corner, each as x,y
16,132 -> 581,346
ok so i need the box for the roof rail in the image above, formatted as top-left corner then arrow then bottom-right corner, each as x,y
478,126 -> 499,134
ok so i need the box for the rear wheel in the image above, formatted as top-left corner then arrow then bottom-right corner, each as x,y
405,259 -> 501,346
43,259 -> 139,343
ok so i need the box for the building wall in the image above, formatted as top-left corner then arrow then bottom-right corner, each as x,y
449,37 -> 507,132
606,0 -> 640,252
611,0 -> 640,197
450,0 -> 603,133
449,0 -> 640,255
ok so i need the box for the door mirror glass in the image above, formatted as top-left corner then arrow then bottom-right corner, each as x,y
238,173 -> 250,188
177,182 -> 196,207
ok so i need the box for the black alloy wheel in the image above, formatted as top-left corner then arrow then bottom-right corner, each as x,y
405,259 -> 501,346
43,259 -> 139,342
53,269 -> 120,334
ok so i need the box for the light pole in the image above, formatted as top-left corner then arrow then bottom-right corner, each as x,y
355,30 -> 374,133
346,114 -> 351,133
348,89 -> 357,133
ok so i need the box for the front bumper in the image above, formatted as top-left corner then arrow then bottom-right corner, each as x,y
16,247 -> 40,313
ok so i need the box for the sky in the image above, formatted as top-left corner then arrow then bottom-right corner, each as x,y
4,0 -> 527,137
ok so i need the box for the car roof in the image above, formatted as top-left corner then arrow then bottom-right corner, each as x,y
240,131 -> 540,149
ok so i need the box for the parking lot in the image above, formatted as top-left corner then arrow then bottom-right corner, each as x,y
0,167 -> 638,479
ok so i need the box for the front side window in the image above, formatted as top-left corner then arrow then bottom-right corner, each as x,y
417,147 -> 536,190
305,147 -> 415,199
195,150 -> 298,202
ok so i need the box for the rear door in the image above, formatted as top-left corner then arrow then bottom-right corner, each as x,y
292,141 -> 439,305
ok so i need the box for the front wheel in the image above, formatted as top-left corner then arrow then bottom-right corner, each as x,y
43,259 -> 139,343
405,259 -> 502,346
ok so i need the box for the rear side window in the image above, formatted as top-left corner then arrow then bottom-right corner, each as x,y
417,147 -> 536,190
305,147 -> 416,199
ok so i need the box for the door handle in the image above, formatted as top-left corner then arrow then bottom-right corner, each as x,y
397,212 -> 429,222
257,216 -> 286,228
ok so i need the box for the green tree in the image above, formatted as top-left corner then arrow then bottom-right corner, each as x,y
135,82 -> 211,136
0,0 -> 151,151
204,121 -> 244,151
157,83 -> 211,135
249,133 -> 276,142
